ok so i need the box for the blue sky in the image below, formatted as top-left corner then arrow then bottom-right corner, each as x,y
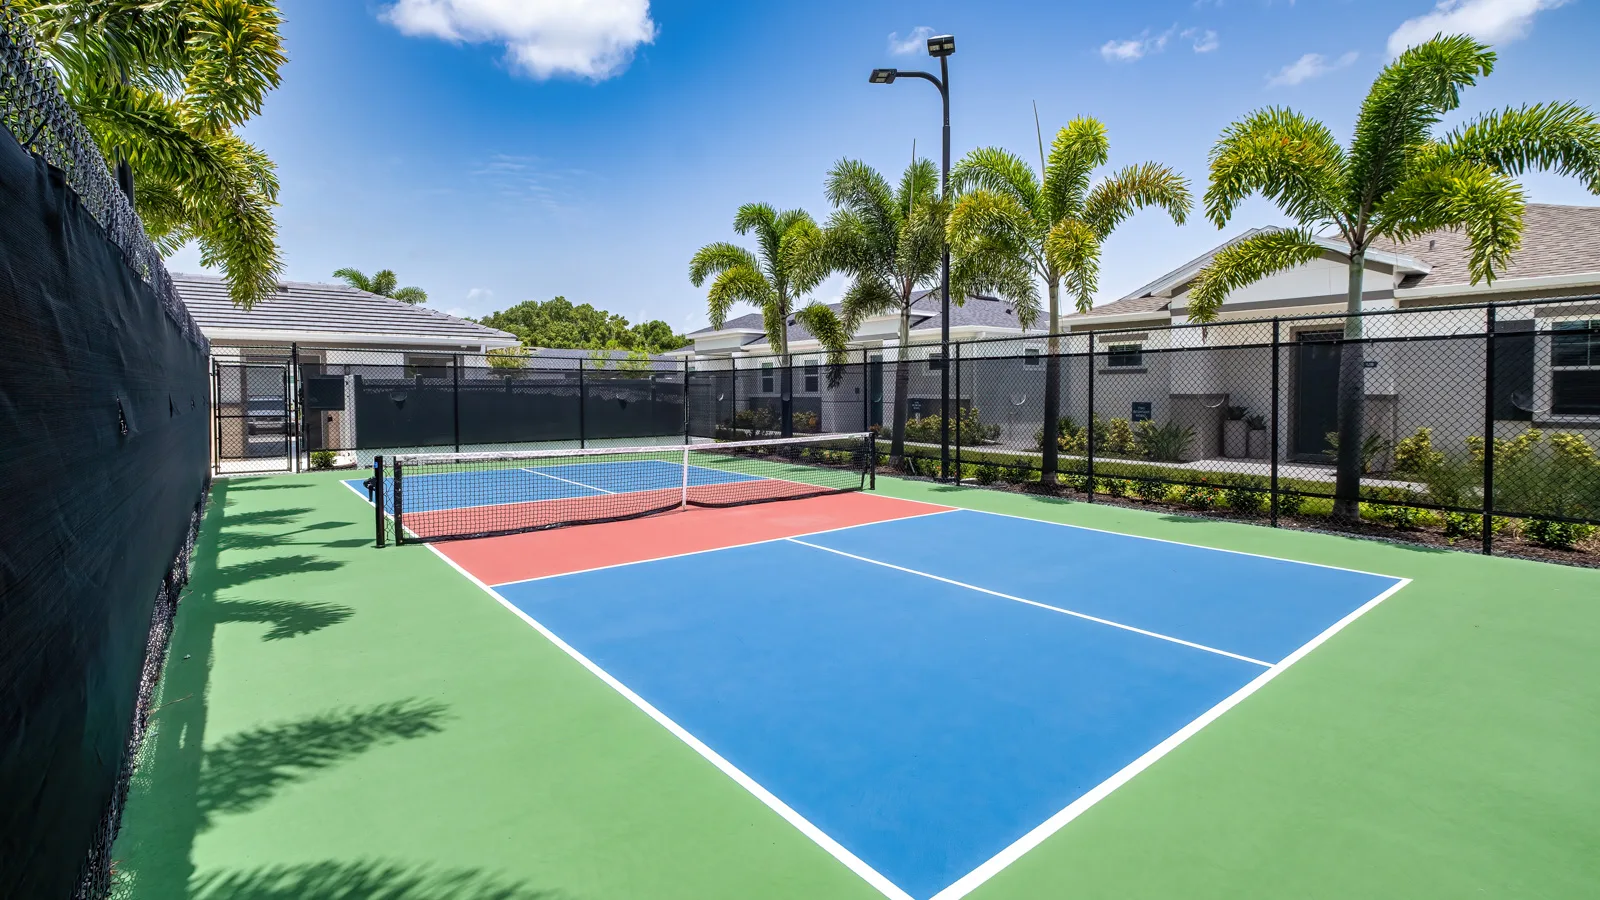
169,0 -> 1600,332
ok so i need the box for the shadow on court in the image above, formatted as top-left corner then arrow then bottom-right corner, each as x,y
212,599 -> 355,641
187,860 -> 561,900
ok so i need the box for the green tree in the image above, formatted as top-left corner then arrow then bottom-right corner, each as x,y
1188,34 -> 1600,520
476,296 -> 687,353
688,204 -> 846,422
333,267 -> 428,304
820,157 -> 948,463
21,0 -> 288,308
948,118 -> 1191,484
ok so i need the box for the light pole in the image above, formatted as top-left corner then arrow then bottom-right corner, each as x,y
871,32 -> 955,481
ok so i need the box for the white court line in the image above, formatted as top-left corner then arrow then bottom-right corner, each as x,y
949,504 -> 1402,580
520,467 -> 616,494
489,507 -> 960,589
928,575 -> 1412,900
417,540 -> 915,900
786,538 -> 1273,668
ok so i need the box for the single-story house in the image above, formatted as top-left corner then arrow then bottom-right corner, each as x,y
175,273 -> 520,467
1045,203 -> 1600,466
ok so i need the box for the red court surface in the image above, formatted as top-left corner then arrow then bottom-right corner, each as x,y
437,491 -> 948,586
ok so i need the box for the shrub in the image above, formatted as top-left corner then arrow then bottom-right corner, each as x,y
1134,420 -> 1195,462
1393,427 -> 1445,476
791,410 -> 820,432
1550,431 -> 1600,467
1324,431 -> 1393,474
1522,518 -> 1598,549
1221,484 -> 1267,514
974,462 -> 1001,485
1175,481 -> 1222,510
310,449 -> 337,470
1102,418 -> 1136,457
1363,490 -> 1428,530
905,407 -> 999,445
1466,428 -> 1542,466
1439,511 -> 1510,540
1063,473 -> 1090,492
1130,477 -> 1169,502
1098,477 -> 1132,498
1276,489 -> 1306,517
1002,463 -> 1032,484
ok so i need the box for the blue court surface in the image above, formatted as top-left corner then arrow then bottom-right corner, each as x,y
348,458 -> 762,513
487,507 -> 1407,900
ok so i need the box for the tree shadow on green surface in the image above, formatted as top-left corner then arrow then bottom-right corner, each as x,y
218,521 -> 356,552
210,555 -> 345,592
221,507 -> 316,527
188,860 -> 561,900
214,599 -> 354,641
197,700 -> 450,827
225,481 -> 313,492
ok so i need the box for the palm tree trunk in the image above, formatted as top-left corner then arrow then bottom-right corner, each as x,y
1041,280 -> 1062,485
891,305 -> 912,466
1333,251 -> 1367,521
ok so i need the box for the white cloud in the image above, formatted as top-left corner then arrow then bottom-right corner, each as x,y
446,307 -> 474,318
1099,26 -> 1175,63
1182,27 -> 1220,52
381,0 -> 657,80
1387,0 -> 1569,57
465,287 -> 494,302
887,26 -> 936,55
1268,50 -> 1359,86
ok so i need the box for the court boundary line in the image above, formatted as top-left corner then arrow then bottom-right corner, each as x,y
953,505 -> 1403,580
928,575 -> 1412,900
521,467 -> 616,494
417,539 -> 916,900
786,538 -> 1273,667
487,507 -> 960,588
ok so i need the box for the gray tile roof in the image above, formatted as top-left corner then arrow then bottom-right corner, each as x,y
174,273 -> 518,347
1375,203 -> 1600,288
693,288 -> 1027,343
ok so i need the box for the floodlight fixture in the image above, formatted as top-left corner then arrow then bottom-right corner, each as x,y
926,34 -> 955,57
869,68 -> 897,84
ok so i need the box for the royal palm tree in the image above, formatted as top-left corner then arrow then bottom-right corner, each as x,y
948,118 -> 1191,484
688,203 -> 844,431
820,157 -> 947,464
1188,34 -> 1600,520
333,267 -> 428,304
21,0 -> 287,308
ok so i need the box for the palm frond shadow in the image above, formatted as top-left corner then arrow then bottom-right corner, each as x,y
220,507 -> 316,527
197,700 -> 449,826
209,555 -> 345,592
226,482 -> 313,492
218,521 -> 356,552
189,859 -> 562,900
215,599 -> 354,640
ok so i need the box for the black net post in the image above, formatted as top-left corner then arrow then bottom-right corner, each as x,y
870,430 -> 877,490
373,456 -> 386,548
683,358 -> 691,444
452,353 -> 461,454
1086,331 -> 1096,502
1270,318 -> 1281,527
393,458 -> 405,545
1482,305 -> 1496,555
577,357 -> 587,449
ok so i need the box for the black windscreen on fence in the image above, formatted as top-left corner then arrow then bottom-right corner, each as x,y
0,14 -> 211,899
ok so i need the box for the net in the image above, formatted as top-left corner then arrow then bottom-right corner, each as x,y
389,432 -> 876,543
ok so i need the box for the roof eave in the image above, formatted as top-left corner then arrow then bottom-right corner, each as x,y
1396,270 -> 1600,300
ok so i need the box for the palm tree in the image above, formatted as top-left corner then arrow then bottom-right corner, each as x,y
1189,34 -> 1600,520
948,118 -> 1191,484
22,0 -> 287,308
820,157 -> 947,463
333,267 -> 428,304
688,203 -> 844,433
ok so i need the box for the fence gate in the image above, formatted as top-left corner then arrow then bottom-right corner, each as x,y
213,358 -> 294,473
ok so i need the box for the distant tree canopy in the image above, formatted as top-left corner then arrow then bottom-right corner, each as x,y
477,296 -> 689,354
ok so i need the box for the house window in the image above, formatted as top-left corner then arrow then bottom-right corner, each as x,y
928,351 -> 945,371
1105,344 -> 1143,368
1024,348 -> 1040,366
803,360 -> 819,393
760,362 -> 774,393
405,354 -> 452,380
1552,320 -> 1600,415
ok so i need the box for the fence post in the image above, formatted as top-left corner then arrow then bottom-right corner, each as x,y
781,362 -> 794,438
290,343 -> 300,472
683,358 -> 691,445
730,357 -> 738,437
577,357 -> 587,449
861,347 -> 869,433
373,456 -> 385,548
211,358 -> 221,475
1482,305 -> 1496,555
954,342 -> 962,482
452,352 -> 461,454
1270,318 -> 1281,527
1086,332 -> 1096,502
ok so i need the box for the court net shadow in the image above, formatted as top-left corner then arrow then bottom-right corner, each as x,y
188,860 -> 561,900
214,599 -> 354,641
197,699 -> 449,828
